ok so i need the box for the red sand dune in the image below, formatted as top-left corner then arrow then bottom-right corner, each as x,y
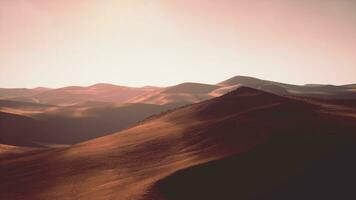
1,87 -> 356,200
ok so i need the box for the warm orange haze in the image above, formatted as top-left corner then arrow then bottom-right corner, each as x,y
1,1 -> 356,200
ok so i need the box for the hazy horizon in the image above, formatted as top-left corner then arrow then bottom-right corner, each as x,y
1,73 -> 356,90
1,0 -> 356,88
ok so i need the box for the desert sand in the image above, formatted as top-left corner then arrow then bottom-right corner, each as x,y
1,87 -> 356,200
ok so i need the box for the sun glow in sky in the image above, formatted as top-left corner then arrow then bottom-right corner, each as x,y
1,0 -> 356,88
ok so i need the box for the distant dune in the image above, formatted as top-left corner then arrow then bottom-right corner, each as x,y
1,76 -> 355,106
0,84 -> 157,105
1,87 -> 356,200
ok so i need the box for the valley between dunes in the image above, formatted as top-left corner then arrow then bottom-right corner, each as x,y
1,87 -> 356,200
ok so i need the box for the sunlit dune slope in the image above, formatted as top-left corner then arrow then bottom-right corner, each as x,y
1,87 -> 356,200
127,82 -> 219,105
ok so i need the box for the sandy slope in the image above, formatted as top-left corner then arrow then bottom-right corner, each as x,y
1,87 -> 356,200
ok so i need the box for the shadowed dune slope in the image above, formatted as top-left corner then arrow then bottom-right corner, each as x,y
0,112 -> 42,146
1,87 -> 356,200
0,102 -> 177,147
151,132 -> 356,200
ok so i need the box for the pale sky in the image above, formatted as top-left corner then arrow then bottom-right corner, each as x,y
1,0 -> 356,88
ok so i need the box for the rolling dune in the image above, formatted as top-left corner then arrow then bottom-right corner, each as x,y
1,87 -> 356,200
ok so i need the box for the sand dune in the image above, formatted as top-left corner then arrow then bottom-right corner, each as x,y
1,87 -> 356,200
0,84 -> 158,105
127,82 -> 219,105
